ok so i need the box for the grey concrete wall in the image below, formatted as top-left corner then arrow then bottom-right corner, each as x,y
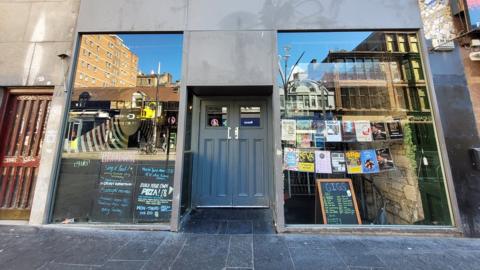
77,0 -> 422,32
0,0 -> 80,224
428,46 -> 480,237
185,31 -> 275,86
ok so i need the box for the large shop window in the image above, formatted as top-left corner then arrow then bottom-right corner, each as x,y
52,34 -> 183,224
278,32 -> 452,226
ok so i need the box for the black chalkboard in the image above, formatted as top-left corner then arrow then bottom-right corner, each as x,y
316,179 -> 362,225
134,165 -> 175,222
91,163 -> 135,222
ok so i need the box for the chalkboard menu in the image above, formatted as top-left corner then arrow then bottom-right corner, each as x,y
134,165 -> 174,223
316,179 -> 362,225
91,163 -> 135,222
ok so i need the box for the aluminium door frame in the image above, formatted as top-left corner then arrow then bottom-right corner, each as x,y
190,95 -> 273,210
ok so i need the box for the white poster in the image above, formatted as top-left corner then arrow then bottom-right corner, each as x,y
315,150 -> 332,174
281,119 -> 296,141
355,121 -> 373,142
325,120 -> 342,142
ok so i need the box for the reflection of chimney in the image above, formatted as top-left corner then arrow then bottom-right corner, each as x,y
310,58 -> 317,63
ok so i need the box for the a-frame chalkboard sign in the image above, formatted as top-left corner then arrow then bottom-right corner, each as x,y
316,179 -> 362,225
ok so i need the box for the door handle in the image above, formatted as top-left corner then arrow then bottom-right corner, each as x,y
235,127 -> 239,140
227,127 -> 232,140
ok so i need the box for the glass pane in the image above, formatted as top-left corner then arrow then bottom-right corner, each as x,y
207,106 -> 228,127
52,34 -> 183,224
240,106 -> 261,127
278,31 -> 452,226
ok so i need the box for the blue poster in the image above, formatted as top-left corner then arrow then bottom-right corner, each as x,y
360,150 -> 379,174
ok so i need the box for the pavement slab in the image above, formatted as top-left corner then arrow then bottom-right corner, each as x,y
0,223 -> 479,270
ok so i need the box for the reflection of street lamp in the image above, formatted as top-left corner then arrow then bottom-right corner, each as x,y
278,46 -> 305,116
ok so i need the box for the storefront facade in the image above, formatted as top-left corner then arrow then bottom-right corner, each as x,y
1,0 -> 466,234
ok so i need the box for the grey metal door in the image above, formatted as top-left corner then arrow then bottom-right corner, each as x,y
193,99 -> 269,207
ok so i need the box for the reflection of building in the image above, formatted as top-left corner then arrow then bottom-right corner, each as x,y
137,73 -> 173,87
75,35 -> 139,88
322,32 -> 429,114
66,86 -> 179,153
320,32 -> 444,225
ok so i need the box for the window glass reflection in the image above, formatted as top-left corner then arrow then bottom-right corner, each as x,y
278,31 -> 452,226
53,34 -> 183,224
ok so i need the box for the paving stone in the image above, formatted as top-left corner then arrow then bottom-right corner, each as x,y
226,221 -> 253,234
182,219 -> 227,234
0,232 -> 84,270
253,235 -> 294,270
227,236 -> 253,268
284,235 -> 334,249
289,247 -> 347,270
170,234 -> 230,270
53,238 -> 125,266
252,220 -> 275,234
142,234 -> 187,270
332,239 -> 385,268
99,260 -> 146,270
111,240 -> 160,260
376,252 -> 453,270
38,262 -> 95,270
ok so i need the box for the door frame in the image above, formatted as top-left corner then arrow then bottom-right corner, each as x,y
0,88 -> 54,220
190,95 -> 274,209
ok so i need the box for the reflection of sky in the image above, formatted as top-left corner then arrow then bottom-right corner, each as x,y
468,0 -> 480,28
118,34 -> 183,82
277,32 -> 372,82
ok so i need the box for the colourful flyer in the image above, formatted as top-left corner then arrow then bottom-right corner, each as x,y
387,120 -> 404,140
296,134 -> 313,148
298,150 -> 315,173
376,148 -> 395,171
331,152 -> 347,173
283,148 -> 298,171
296,120 -> 314,134
315,150 -> 332,174
371,122 -> 387,141
355,121 -> 373,142
360,149 -> 380,174
325,120 -> 342,142
342,121 -> 356,142
346,150 -> 362,174
281,119 -> 296,141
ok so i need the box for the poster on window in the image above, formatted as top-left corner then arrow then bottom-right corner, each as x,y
387,120 -> 404,140
281,119 -> 296,141
313,120 -> 326,148
342,121 -> 356,142
355,121 -> 372,142
371,122 -> 387,141
296,120 -> 314,134
298,150 -> 315,173
360,150 -> 380,174
346,150 -> 362,174
315,150 -> 332,174
296,134 -> 313,148
284,148 -> 298,171
331,152 -> 347,173
325,120 -> 342,142
376,148 -> 395,171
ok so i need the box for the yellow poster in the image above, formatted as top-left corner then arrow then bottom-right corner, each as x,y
298,150 -> 315,173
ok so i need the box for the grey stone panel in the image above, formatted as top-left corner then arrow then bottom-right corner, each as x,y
185,31 -> 275,86
23,0 -> 80,43
188,0 -> 422,31
77,0 -> 187,33
0,2 -> 31,42
77,0 -> 422,32
27,41 -> 72,86
0,42 -> 34,86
